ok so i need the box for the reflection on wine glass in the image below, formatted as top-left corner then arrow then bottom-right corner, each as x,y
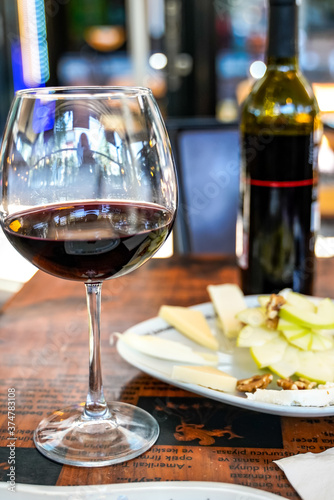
0,87 -> 177,466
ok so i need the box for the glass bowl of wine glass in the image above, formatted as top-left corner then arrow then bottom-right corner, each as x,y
0,86 -> 177,466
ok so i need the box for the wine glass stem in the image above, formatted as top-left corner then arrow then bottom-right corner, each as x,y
84,282 -> 110,419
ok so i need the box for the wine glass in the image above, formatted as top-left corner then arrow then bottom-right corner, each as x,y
0,87 -> 177,466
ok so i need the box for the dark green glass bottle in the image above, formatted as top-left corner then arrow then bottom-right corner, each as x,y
237,0 -> 321,295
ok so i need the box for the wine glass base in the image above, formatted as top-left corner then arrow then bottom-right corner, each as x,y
33,401 -> 159,467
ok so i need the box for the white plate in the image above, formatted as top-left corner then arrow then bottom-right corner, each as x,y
0,481 -> 283,499
117,297 -> 334,417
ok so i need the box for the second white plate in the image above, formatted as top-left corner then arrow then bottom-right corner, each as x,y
0,481 -> 285,500
117,297 -> 334,417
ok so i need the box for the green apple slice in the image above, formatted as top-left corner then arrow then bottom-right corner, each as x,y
317,298 -> 334,318
236,325 -> 278,347
236,307 -> 266,327
285,291 -> 316,312
277,318 -> 305,331
310,331 -> 333,351
281,327 -> 334,351
317,349 -> 334,363
269,344 -> 301,378
295,350 -> 334,383
279,304 -> 334,329
281,328 -> 312,350
250,335 -> 288,369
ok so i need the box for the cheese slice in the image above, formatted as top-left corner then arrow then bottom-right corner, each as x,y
207,284 -> 246,338
172,365 -> 237,393
247,385 -> 334,407
158,305 -> 219,350
118,333 -> 218,365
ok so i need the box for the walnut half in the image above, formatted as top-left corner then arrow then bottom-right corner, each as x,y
277,377 -> 317,390
237,374 -> 273,393
266,294 -> 286,329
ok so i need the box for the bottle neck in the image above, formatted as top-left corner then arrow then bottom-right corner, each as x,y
266,1 -> 298,70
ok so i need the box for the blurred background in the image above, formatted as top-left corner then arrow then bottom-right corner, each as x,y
1,0 -> 334,124
1,0 -> 334,299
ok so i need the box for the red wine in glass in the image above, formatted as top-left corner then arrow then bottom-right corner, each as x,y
4,201 -> 174,281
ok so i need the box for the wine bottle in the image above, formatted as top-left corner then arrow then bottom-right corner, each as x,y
237,0 -> 321,295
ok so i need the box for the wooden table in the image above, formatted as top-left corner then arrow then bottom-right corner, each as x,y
0,255 -> 334,498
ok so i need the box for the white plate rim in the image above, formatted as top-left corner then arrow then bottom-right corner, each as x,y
0,481 -> 284,499
117,296 -> 334,417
